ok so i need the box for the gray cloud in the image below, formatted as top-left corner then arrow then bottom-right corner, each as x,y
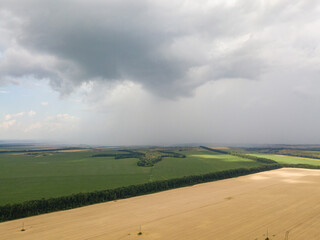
0,0 -> 287,97
1,0 -> 320,145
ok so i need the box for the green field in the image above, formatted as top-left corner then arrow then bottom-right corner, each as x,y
249,153 -> 320,166
0,147 -> 262,205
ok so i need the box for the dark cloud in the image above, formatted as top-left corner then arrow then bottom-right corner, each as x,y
2,0 -> 320,145
0,0 -> 274,97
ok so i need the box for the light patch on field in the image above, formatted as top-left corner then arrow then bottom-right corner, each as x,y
271,169 -> 315,177
282,179 -> 314,184
249,175 -> 270,181
274,154 -> 320,162
191,154 -> 252,163
191,154 -> 221,158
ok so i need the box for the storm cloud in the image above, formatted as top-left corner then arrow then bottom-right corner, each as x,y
1,0 -> 310,97
1,0 -> 320,145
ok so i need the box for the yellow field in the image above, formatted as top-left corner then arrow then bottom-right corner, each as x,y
1,168 -> 320,240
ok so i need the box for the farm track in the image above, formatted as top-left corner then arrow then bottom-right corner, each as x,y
1,168 -> 320,239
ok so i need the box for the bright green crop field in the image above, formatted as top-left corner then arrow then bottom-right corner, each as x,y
0,147 -> 262,205
249,153 -> 320,166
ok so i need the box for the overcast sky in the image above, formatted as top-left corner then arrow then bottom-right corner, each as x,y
1,0 -> 320,146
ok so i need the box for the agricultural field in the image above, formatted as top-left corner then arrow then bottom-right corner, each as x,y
0,147 -> 262,205
246,147 -> 320,159
249,153 -> 320,166
1,168 -> 320,240
276,149 -> 320,159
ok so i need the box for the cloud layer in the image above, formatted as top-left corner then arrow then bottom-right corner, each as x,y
1,0 -> 320,145
2,0 -> 319,97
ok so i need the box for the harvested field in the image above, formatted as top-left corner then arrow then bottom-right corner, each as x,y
1,168 -> 320,240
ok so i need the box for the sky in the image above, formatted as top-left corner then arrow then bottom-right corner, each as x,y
1,0 -> 320,146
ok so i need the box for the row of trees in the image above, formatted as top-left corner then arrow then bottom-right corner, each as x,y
229,152 -> 277,164
0,164 -> 280,222
200,146 -> 229,154
281,163 -> 320,169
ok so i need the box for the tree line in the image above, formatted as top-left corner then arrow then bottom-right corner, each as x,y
200,146 -> 230,154
0,164 -> 280,222
280,163 -> 320,169
229,152 -> 277,164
